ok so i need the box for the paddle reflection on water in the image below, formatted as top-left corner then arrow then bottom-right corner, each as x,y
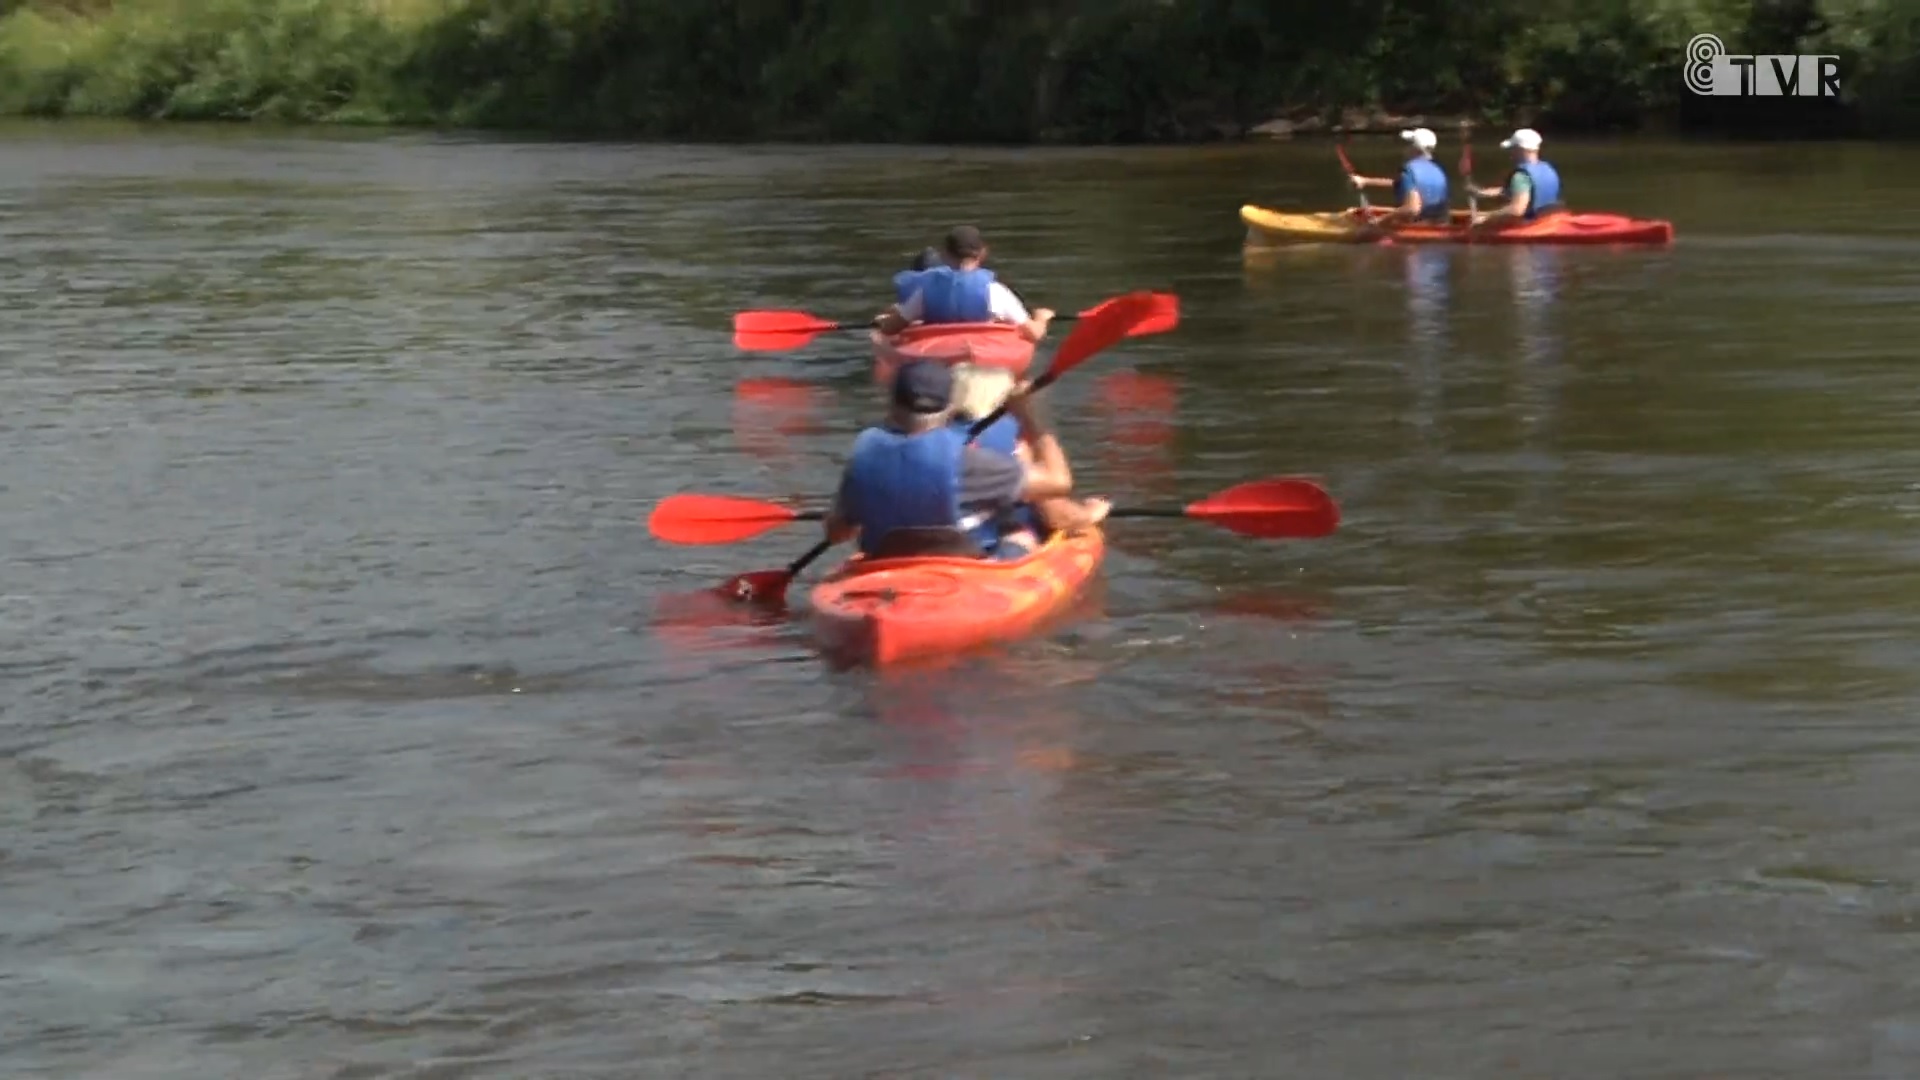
1093,369 -> 1180,507
649,578 -> 796,673
732,376 -> 830,466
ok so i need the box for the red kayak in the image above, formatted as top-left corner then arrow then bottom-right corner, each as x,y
870,322 -> 1036,389
810,527 -> 1104,666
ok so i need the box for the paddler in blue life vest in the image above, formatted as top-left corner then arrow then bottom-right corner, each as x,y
824,360 -> 1100,561
1347,127 -> 1452,224
893,247 -> 943,305
1470,128 -> 1564,229
948,361 -> 1110,538
874,226 -> 1055,343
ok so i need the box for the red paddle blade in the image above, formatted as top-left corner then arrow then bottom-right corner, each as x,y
1336,141 -> 1359,175
732,310 -> 856,351
1185,478 -> 1341,539
648,494 -> 802,545
717,568 -> 796,604
734,310 -> 839,334
733,380 -> 820,463
1077,292 -> 1181,338
1047,291 -> 1167,378
734,328 -> 827,351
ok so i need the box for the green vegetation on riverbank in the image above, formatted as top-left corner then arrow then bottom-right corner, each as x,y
1,0 -> 1915,140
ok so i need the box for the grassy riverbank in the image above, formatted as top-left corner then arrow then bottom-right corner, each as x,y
1,0 -> 1915,139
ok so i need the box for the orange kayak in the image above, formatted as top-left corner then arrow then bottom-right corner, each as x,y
870,321 -> 1036,389
810,527 -> 1105,666
1241,204 -> 1675,246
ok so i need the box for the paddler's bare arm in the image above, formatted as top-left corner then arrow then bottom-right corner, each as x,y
873,307 -> 910,335
1015,307 -> 1054,344
1006,388 -> 1072,499
1473,179 -> 1530,226
823,483 -> 859,544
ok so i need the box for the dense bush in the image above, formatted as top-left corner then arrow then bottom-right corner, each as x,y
0,0 -> 1913,138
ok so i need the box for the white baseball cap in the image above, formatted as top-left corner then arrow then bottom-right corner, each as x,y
1400,127 -> 1437,151
1501,128 -> 1543,151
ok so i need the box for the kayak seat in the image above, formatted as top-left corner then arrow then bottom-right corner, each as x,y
867,527 -> 987,560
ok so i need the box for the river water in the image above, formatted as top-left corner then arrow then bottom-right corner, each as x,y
5,122 -> 1920,1078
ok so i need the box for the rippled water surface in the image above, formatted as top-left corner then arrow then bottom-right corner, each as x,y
7,123 -> 1920,1078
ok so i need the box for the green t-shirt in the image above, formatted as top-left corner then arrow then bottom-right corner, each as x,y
1507,172 -> 1533,200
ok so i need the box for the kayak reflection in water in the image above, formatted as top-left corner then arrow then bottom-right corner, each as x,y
1348,127 -> 1452,224
949,361 -> 1110,539
874,225 -> 1055,343
823,360 -> 1105,562
1470,128 -> 1565,229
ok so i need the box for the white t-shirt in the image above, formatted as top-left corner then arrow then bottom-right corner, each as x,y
897,280 -> 1030,324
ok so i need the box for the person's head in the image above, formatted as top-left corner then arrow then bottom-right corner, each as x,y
908,246 -> 944,272
948,362 -> 1016,422
943,225 -> 987,268
887,360 -> 954,432
1400,127 -> 1437,160
1501,127 -> 1542,161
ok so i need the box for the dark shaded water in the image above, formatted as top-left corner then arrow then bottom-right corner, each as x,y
7,123 -> 1920,1077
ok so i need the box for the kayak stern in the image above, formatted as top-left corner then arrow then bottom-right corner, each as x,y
810,527 -> 1105,666
871,321 -> 1037,390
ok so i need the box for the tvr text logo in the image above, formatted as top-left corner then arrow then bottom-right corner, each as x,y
1685,33 -> 1841,96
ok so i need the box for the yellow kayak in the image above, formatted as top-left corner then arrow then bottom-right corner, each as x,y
1241,206 -> 1366,243
1241,204 -> 1675,246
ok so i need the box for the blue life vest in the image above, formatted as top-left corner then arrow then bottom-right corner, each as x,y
840,425 -> 969,558
892,269 -> 918,305
1394,158 -> 1451,222
901,266 -> 995,324
951,415 -> 1036,547
1513,161 -> 1562,219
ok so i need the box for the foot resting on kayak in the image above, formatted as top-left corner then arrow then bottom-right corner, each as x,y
874,225 -> 1054,343
824,359 -> 1090,562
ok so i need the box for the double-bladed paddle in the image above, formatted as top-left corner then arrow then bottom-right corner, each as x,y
1460,120 -> 1479,219
731,291 -> 1180,352
690,291 -> 1168,604
1337,137 -> 1399,245
650,478 -> 1341,546
1336,137 -> 1370,214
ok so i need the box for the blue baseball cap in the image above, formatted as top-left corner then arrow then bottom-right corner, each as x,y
892,360 -> 952,414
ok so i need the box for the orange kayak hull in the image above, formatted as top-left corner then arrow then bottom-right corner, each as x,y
810,527 -> 1105,666
871,322 -> 1036,389
1241,204 -> 1675,246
